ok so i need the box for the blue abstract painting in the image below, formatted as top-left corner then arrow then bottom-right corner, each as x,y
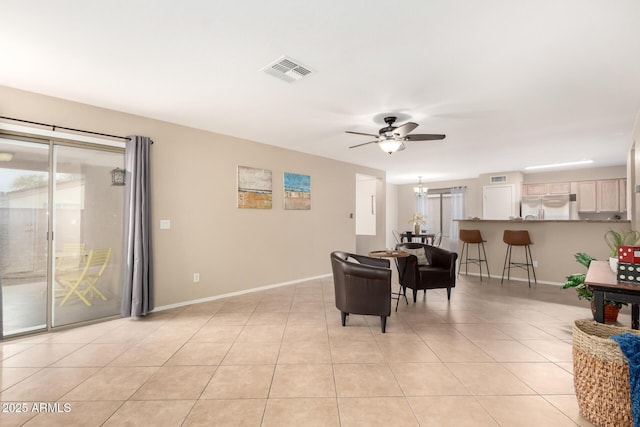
283,172 -> 310,210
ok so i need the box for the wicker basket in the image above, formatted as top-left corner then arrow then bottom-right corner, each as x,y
573,319 -> 640,427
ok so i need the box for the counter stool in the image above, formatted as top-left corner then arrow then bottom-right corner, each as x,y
458,229 -> 490,281
501,230 -> 537,287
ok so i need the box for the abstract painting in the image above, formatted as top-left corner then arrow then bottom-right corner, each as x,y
238,166 -> 272,209
284,172 -> 311,210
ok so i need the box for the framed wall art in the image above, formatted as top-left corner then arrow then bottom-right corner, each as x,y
237,166 -> 272,209
284,172 -> 310,210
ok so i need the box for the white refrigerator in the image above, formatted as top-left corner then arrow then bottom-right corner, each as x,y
521,195 -> 571,220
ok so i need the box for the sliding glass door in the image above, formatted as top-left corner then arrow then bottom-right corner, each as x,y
0,136 -> 50,336
0,134 -> 124,337
52,145 -> 124,327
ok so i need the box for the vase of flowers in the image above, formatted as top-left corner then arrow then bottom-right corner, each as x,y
408,212 -> 426,235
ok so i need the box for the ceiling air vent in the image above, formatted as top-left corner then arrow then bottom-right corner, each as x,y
262,56 -> 313,83
490,175 -> 507,183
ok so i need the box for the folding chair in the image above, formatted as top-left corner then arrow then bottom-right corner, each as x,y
56,248 -> 111,306
55,243 -> 86,272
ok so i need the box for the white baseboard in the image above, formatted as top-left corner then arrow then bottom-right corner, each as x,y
152,273 -> 332,313
458,271 -> 562,286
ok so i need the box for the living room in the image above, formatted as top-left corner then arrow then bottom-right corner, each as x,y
1,1 -> 640,425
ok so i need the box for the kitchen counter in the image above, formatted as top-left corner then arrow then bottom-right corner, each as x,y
455,219 -> 632,285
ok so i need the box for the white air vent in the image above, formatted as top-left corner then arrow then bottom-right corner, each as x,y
262,56 -> 313,83
490,175 -> 507,183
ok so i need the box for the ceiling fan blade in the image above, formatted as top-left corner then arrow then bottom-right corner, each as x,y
345,130 -> 379,138
349,140 -> 378,149
405,133 -> 446,141
392,122 -> 418,137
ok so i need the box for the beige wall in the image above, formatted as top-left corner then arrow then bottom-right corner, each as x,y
0,85 -> 386,308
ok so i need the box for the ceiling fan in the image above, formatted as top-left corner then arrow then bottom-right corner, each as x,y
345,116 -> 445,154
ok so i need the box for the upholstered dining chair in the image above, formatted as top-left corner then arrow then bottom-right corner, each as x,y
330,251 -> 392,333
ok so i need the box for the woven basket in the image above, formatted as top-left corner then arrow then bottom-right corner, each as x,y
573,319 -> 640,427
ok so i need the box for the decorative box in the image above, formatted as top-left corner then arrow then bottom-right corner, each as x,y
618,246 -> 640,264
617,262 -> 640,283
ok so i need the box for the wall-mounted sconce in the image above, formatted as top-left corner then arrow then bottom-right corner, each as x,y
110,167 -> 125,186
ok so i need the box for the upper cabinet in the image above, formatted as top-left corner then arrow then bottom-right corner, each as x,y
548,182 -> 571,194
524,183 -> 547,195
577,181 -> 597,212
524,182 -> 570,195
620,179 -> 627,212
597,179 -> 620,212
576,179 -> 626,212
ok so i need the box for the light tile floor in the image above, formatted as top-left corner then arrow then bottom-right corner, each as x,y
1,273 -> 619,426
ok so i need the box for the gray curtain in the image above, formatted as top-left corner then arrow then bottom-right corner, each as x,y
121,135 -> 153,317
449,186 -> 467,252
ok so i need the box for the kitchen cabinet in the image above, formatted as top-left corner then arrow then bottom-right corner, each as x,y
597,180 -> 620,212
620,179 -> 627,212
524,182 -> 570,195
577,181 -> 597,212
575,179 -> 626,213
524,183 -> 547,195
548,182 -> 571,194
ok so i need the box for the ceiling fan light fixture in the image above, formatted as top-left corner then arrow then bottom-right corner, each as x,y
378,138 -> 402,154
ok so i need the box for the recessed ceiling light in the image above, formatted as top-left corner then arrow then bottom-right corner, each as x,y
525,160 -> 593,170
0,152 -> 14,161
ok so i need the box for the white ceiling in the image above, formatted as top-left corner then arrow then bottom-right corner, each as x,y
2,0 -> 639,184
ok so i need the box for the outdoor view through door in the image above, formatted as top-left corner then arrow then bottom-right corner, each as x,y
0,134 -> 124,337
424,192 -> 452,245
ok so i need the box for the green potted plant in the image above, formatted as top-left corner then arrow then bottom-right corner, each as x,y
604,229 -> 640,272
562,252 -> 625,322
408,212 -> 426,235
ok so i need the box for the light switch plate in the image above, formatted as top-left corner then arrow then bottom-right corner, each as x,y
160,220 -> 171,230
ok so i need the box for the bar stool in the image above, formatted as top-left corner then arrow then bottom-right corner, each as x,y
501,230 -> 537,287
458,229 -> 490,281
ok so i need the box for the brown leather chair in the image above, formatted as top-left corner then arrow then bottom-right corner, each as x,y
330,251 -> 392,333
395,243 -> 458,301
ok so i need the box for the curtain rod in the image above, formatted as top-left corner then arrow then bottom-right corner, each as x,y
0,115 -> 132,141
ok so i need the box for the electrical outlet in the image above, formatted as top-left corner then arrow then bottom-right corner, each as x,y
533,260 -> 538,268
193,273 -> 200,283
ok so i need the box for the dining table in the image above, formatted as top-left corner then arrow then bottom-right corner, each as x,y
400,232 -> 435,245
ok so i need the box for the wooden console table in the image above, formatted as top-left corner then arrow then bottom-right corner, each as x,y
585,260 -> 640,329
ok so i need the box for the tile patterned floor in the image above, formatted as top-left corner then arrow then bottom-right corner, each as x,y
0,273 -> 616,426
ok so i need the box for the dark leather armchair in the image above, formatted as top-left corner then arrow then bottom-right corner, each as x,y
395,243 -> 458,301
330,251 -> 392,333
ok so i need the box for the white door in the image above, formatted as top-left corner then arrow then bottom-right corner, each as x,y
355,175 -> 376,235
483,185 -> 515,219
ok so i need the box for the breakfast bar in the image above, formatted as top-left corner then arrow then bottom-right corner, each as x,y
455,219 -> 632,284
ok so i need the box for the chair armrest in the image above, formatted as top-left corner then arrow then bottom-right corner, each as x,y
349,253 -> 390,269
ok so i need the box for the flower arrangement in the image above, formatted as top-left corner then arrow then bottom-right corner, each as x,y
408,212 -> 426,234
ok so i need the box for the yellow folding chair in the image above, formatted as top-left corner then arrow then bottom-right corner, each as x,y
55,243 -> 86,272
56,248 -> 111,306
